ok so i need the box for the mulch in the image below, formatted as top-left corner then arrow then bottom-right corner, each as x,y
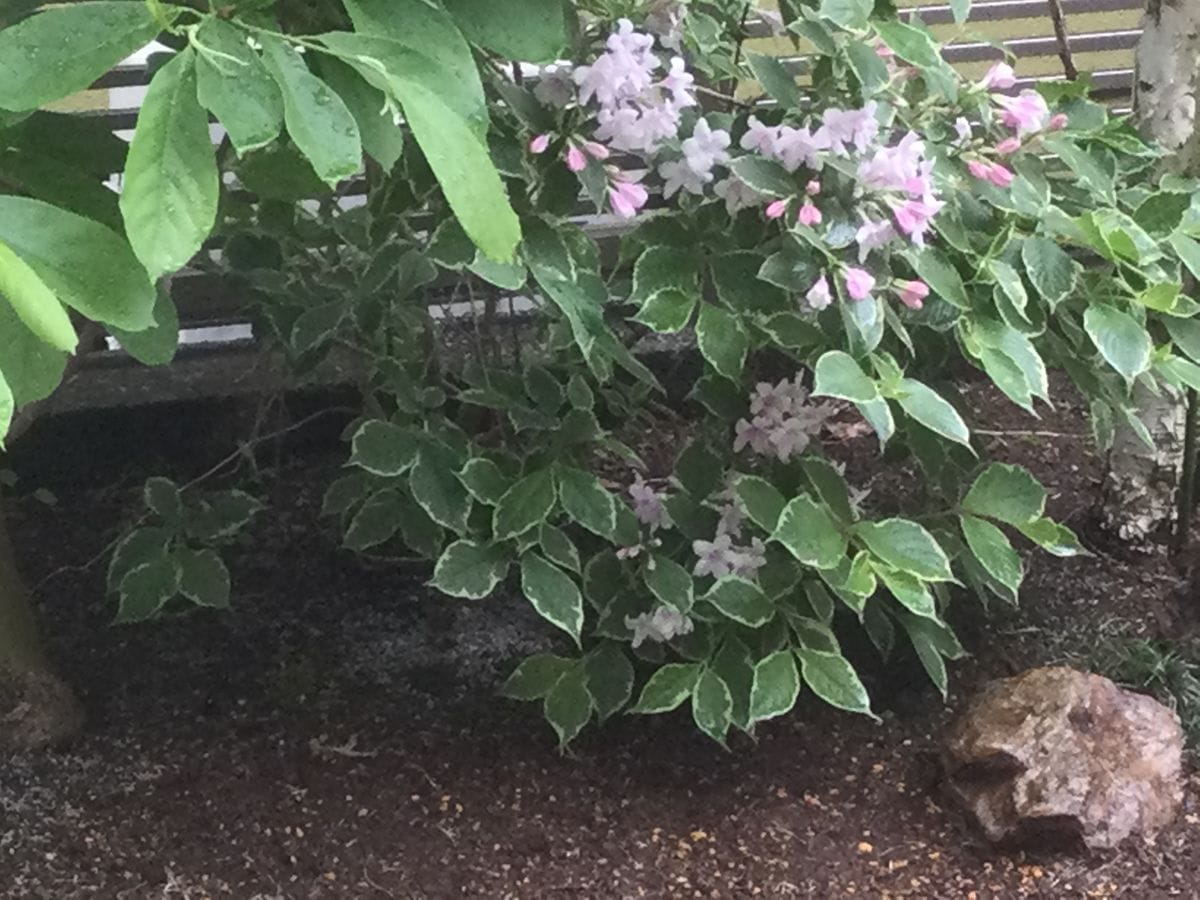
4,373 -> 1200,899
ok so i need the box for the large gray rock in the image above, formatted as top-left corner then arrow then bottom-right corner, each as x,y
943,666 -> 1184,849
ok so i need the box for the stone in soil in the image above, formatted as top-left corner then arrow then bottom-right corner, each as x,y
943,665 -> 1184,849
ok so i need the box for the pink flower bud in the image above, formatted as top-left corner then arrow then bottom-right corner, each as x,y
798,202 -> 822,227
806,273 -> 832,310
565,145 -> 587,172
806,180 -> 821,196
981,62 -> 1017,91
529,133 -> 551,154
582,140 -> 610,160
987,163 -> 1014,188
897,279 -> 929,310
967,159 -> 992,181
844,267 -> 875,302
1049,112 -> 1069,131
608,175 -> 649,219
874,40 -> 895,59
765,199 -> 789,220
995,136 -> 1021,156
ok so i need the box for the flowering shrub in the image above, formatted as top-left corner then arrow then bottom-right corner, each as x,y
4,0 -> 1200,746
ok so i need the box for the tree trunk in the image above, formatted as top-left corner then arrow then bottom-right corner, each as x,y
0,494 -> 83,752
1099,0 -> 1200,545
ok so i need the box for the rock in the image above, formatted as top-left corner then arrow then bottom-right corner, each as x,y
943,666 -> 1183,849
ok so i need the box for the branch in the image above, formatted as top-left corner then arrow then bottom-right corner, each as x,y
1046,0 -> 1079,81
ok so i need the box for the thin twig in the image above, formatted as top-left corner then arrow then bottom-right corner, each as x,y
975,428 -> 1086,438
694,84 -> 756,110
1046,0 -> 1079,81
32,406 -> 355,592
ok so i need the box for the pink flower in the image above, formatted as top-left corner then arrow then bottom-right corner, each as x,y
798,202 -> 822,226
981,62 -> 1017,90
582,140 -> 610,160
995,90 -> 1050,135
765,199 -> 789,220
806,273 -> 832,310
874,39 -> 895,59
774,124 -> 827,172
856,217 -> 896,262
844,267 -> 876,302
608,173 -> 648,218
817,102 -> 879,155
565,145 -> 587,172
1049,112 -> 1069,131
995,136 -> 1021,156
890,197 -> 942,246
967,159 -> 992,181
529,133 -> 551,154
897,279 -> 929,310
740,115 -> 779,155
987,163 -> 1014,187
806,180 -> 821,196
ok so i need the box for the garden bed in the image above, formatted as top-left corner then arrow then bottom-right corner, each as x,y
4,375 -> 1200,898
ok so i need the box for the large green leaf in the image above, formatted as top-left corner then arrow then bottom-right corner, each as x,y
195,18 -> 284,156
556,466 -> 617,539
856,519 -> 954,581
1084,304 -> 1152,380
261,37 -> 362,186
704,577 -> 775,627
1021,236 -> 1077,309
120,49 -> 219,282
0,306 -> 67,409
796,648 -> 873,716
692,669 -> 733,745
501,654 -> 573,700
410,447 -> 472,533
319,57 -> 404,171
521,552 -> 584,644
584,642 -> 634,722
0,196 -> 155,330
749,650 -> 801,724
177,548 -> 231,609
962,463 -> 1046,526
0,238 -> 76,351
960,515 -> 1022,596
351,420 -> 419,477
631,663 -> 702,714
644,555 -> 694,613
813,351 -> 878,402
442,0 -> 567,62
494,468 -> 557,541
696,304 -> 748,380
432,540 -> 510,599
108,287 -> 179,366
895,378 -> 971,447
772,495 -> 846,569
543,665 -> 592,748
0,2 -> 163,112
0,370 -> 12,447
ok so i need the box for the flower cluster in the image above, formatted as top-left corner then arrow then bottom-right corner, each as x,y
692,532 -> 767,580
659,118 -> 732,197
628,474 -> 672,532
625,604 -> 693,647
734,376 -> 835,462
963,62 -> 1065,187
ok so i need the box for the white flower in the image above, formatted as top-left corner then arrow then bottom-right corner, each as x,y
730,538 -> 767,579
693,533 -> 738,578
682,118 -> 731,175
714,176 -> 765,215
625,605 -> 694,647
629,474 -> 672,531
740,116 -> 779,156
659,158 -> 709,197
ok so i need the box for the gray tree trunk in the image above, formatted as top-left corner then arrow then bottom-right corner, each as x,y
1099,0 -> 1200,544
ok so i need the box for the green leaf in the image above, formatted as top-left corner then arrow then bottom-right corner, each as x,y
634,288 -> 697,333
556,466 -> 617,539
875,565 -> 936,618
801,458 -> 856,523
873,19 -> 957,100
796,648 -> 873,716
410,448 -> 472,533
712,251 -> 785,313
540,523 -> 581,574
1017,517 -> 1087,557
144,476 -> 182,522
1169,233 -> 1200,285
261,37 -> 361,185
631,662 -> 701,714
772,495 -> 847,570
322,473 -> 371,519
108,526 -> 172,591
0,2 -> 162,112
584,643 -> 634,722
521,552 -> 584,645
177,548 -> 231,609
194,17 -> 283,155
735,475 -> 787,532
0,238 -> 76,351
1166,317 -> 1200,363
115,556 -> 181,624
0,196 -> 155,331
351,420 -> 418,477
344,488 -> 403,550
960,515 -> 1022,595
813,350 -> 878,403
469,252 -> 526,290
696,304 -> 748,380
749,650 -> 801,724
692,669 -> 733,745
950,0 -> 972,24
185,490 -> 260,542
845,39 -> 889,95
819,0 -> 874,29
644,555 -> 694,613
432,539 -> 510,598
109,287 -> 179,367
856,519 -> 954,581
120,49 -> 219,282
901,616 -> 951,699
896,378 -> 971,447
0,371 -> 11,448
458,457 -> 512,505
501,654 -> 573,700
494,469 -> 557,541
728,156 -> 795,198
906,246 -> 968,309
443,0 -> 566,62
745,51 -> 802,106
543,665 -> 591,748
703,577 -> 774,627
962,463 -> 1046,525
1042,135 -> 1115,204
1084,304 -> 1152,380
989,259 -> 1028,318
320,57 -> 404,171
1021,236 -> 1077,309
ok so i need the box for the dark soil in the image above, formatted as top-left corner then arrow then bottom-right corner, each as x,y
4,374 -> 1200,899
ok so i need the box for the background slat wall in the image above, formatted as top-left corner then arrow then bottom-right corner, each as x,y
43,0 -> 1144,340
